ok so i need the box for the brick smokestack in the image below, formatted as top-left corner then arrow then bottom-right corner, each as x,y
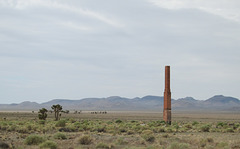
163,66 -> 171,124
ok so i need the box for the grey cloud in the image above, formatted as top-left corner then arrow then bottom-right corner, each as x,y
0,0 -> 240,103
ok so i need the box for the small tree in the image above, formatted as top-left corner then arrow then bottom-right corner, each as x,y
51,104 -> 62,121
38,108 -> 48,120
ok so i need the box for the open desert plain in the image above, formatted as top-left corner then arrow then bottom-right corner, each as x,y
0,110 -> 239,149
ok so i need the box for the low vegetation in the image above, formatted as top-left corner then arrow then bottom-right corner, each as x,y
39,141 -> 57,149
78,135 -> 92,145
0,112 -> 239,148
54,132 -> 67,140
24,135 -> 45,145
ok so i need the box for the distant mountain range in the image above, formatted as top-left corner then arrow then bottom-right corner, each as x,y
0,95 -> 239,111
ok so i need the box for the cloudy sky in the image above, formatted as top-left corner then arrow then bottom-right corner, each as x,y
1,0 -> 240,104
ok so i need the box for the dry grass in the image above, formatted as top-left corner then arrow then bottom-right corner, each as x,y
0,111 -> 239,149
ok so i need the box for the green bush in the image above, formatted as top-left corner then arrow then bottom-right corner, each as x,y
24,135 -> 45,145
216,142 -> 228,148
192,121 -> 199,125
143,134 -> 155,143
226,128 -> 234,132
115,119 -> 122,123
39,141 -> 57,149
55,120 -> 66,127
184,124 -> 192,129
142,130 -> 155,143
78,135 -> 92,145
96,126 -> 106,133
9,125 -> 17,131
167,142 -> 189,149
217,122 -> 226,128
54,132 -> 67,140
96,142 -> 110,149
200,125 -> 210,132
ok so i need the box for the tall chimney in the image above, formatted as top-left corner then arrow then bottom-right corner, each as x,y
163,66 -> 171,124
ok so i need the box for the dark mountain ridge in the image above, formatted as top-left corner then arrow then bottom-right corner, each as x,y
0,95 -> 239,111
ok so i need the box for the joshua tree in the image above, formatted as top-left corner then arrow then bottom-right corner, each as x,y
38,108 -> 48,120
51,104 -> 62,121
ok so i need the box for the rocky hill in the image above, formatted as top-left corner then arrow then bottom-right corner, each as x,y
0,95 -> 239,111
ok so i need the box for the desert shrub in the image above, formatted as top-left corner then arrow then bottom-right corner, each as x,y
59,127 -> 74,132
106,121 -> 113,124
162,134 -> 169,138
54,132 -> 67,140
237,127 -> 240,133
74,122 -> 81,128
166,128 -> 173,133
115,119 -> 122,123
142,134 -> 155,143
167,142 -> 189,149
207,138 -> 214,143
127,130 -> 134,135
132,125 -> 141,132
131,120 -> 137,123
216,142 -> 228,148
234,123 -> 240,128
27,125 -> 33,131
68,118 -> 76,123
24,135 -> 45,145
156,120 -> 166,125
226,128 -> 234,132
65,125 -> 77,132
78,135 -> 92,145
0,126 -> 7,131
200,125 -> 210,132
158,127 -> 165,132
142,130 -> 155,143
39,141 -> 57,149
96,142 -> 110,149
119,127 -> 127,133
116,137 -> 128,145
173,124 -> 180,131
79,124 -> 90,131
199,139 -> 207,147
39,120 -> 46,125
217,122 -> 227,127
96,126 -> 106,133
184,124 -> 192,129
0,141 -> 10,149
8,125 -> 17,131
192,121 -> 199,125
55,120 -> 66,127
17,127 -> 28,133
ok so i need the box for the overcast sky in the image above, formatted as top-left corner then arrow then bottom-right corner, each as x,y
1,0 -> 240,104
